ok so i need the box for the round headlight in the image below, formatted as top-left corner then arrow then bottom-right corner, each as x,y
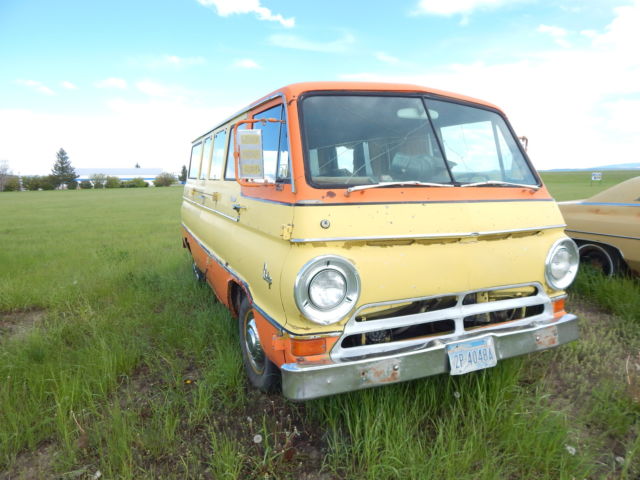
294,255 -> 360,325
545,238 -> 579,290
308,269 -> 346,310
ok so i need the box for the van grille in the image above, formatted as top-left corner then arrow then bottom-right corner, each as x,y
331,283 -> 551,361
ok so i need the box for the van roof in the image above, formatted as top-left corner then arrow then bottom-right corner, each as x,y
195,81 -> 503,142
261,81 -> 502,112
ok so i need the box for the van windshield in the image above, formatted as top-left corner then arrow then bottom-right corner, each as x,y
300,95 -> 538,188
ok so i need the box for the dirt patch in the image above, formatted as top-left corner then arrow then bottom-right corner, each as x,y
0,309 -> 46,342
0,442 -> 58,480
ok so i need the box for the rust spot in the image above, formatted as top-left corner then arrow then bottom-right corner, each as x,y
360,359 -> 401,384
535,326 -> 559,348
326,191 -> 336,198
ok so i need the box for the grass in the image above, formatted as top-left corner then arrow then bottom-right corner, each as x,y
0,185 -> 638,479
539,169 -> 639,201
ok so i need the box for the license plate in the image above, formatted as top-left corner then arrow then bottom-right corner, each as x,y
446,337 -> 497,375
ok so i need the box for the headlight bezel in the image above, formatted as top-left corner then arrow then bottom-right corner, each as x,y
294,255 -> 360,325
545,237 -> 579,290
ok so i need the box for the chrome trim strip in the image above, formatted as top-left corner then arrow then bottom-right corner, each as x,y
182,196 -> 239,222
290,224 -> 566,243
566,229 -> 640,242
580,202 -> 640,207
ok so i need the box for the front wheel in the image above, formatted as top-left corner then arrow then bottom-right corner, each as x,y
238,297 -> 281,392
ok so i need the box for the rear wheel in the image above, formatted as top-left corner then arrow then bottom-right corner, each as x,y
578,243 -> 619,276
238,297 -> 280,392
192,261 -> 206,283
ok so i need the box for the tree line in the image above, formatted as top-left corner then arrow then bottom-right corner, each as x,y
0,149 -> 181,192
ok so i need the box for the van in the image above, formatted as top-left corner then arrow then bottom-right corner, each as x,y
181,82 -> 579,400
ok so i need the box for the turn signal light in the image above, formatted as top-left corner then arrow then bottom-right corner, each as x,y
291,337 -> 327,356
553,298 -> 566,317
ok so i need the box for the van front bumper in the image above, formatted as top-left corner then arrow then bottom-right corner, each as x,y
281,314 -> 578,400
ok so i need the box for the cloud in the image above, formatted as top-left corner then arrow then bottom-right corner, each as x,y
232,58 -> 261,69
375,52 -> 400,64
95,77 -> 128,89
163,55 -> 206,67
268,33 -> 355,53
197,0 -> 294,28
0,98 -> 238,175
135,80 -> 171,97
16,79 -> 55,95
339,1 -> 640,171
537,24 -> 570,47
414,0 -> 524,16
60,81 -> 78,90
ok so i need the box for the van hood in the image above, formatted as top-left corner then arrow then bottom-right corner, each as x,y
289,200 -> 566,244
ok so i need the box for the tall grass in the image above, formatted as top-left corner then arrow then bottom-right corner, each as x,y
0,188 -> 637,478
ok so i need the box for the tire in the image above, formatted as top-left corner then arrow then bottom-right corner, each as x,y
578,243 -> 619,276
192,261 -> 206,284
238,297 -> 281,392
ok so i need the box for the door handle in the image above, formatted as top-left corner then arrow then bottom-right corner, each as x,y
232,203 -> 246,212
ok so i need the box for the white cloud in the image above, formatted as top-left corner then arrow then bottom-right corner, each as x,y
339,1 -> 640,171
16,79 -> 55,96
60,81 -> 77,90
375,51 -> 400,64
268,33 -> 355,53
232,58 -> 261,69
135,80 -> 172,97
414,0 -> 524,16
537,24 -> 570,47
163,55 -> 206,67
0,98 -> 239,175
197,0 -> 294,28
95,77 -> 128,89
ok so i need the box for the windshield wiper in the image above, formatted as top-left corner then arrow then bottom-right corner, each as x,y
345,181 -> 454,196
460,180 -> 540,191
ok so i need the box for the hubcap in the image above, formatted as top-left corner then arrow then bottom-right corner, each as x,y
244,313 -> 265,374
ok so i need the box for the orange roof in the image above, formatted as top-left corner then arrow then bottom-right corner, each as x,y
253,81 -> 503,113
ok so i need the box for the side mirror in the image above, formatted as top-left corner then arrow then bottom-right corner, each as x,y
237,129 -> 264,180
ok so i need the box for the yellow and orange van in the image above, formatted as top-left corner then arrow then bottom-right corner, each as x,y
181,82 -> 579,400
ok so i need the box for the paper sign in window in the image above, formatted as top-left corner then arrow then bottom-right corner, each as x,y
238,130 -> 264,179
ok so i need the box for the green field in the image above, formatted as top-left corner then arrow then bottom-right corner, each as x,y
1,186 -> 639,479
539,170 -> 639,201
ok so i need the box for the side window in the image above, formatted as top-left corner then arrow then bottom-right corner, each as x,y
254,105 -> 289,182
188,142 -> 202,179
224,128 -> 236,180
200,136 -> 212,180
210,130 -> 227,180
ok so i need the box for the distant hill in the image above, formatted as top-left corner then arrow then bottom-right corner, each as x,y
542,162 -> 640,172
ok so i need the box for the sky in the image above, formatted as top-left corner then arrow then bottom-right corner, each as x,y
1,0 -> 639,175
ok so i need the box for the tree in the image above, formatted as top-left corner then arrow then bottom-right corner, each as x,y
122,177 -> 148,188
105,176 -> 121,188
90,173 -> 107,189
153,172 -> 176,187
51,148 -> 78,189
135,163 -> 140,168
179,165 -> 187,183
0,160 -> 12,191
79,180 -> 92,189
2,175 -> 20,192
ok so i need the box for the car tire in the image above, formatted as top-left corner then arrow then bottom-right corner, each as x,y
238,297 -> 281,392
192,261 -> 206,283
578,243 -> 620,276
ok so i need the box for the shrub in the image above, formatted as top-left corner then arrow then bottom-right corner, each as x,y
21,175 -> 55,191
79,180 -> 93,189
2,175 -> 20,191
153,172 -> 176,187
122,177 -> 149,188
105,176 -> 121,188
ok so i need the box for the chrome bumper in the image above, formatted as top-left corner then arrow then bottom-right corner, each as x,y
281,314 -> 578,401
